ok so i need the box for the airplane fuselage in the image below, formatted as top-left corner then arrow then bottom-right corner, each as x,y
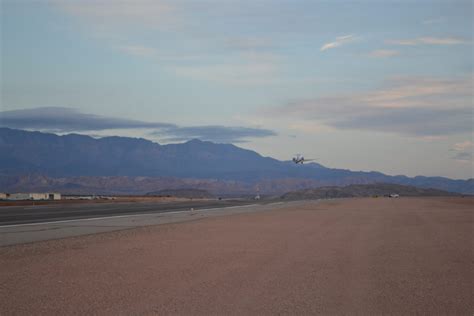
292,157 -> 305,164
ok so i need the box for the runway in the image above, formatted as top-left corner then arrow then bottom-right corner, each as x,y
0,199 -> 258,226
0,200 -> 290,247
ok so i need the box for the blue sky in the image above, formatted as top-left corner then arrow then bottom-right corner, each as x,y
1,0 -> 472,179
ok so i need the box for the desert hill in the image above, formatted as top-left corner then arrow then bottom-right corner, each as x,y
281,183 -> 462,200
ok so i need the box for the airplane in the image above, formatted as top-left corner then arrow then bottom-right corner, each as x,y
292,154 -> 316,164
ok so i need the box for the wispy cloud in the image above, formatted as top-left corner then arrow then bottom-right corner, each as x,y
173,52 -> 281,85
53,0 -> 186,62
418,37 -> 469,45
265,76 -> 472,137
451,141 -> 473,163
0,107 -> 276,144
55,1 -> 284,83
453,141 -> 474,151
452,151 -> 472,162
387,37 -> 469,46
153,126 -> 277,143
368,49 -> 400,58
0,107 -> 175,132
320,35 -> 355,51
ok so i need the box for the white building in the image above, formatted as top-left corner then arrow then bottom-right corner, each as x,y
0,193 -> 7,200
7,193 -> 61,201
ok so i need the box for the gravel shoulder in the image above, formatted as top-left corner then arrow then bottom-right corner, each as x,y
1,197 -> 472,315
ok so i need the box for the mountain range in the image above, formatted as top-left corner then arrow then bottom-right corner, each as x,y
0,128 -> 472,195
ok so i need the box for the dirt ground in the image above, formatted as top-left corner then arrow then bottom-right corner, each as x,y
1,197 -> 472,315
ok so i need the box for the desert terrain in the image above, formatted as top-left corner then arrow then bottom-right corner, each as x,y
1,197 -> 472,315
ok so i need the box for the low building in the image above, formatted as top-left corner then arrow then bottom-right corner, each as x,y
49,193 -> 61,200
7,193 -> 30,200
0,193 -> 7,200
7,193 -> 61,201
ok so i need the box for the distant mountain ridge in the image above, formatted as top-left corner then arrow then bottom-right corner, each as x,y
0,128 -> 472,194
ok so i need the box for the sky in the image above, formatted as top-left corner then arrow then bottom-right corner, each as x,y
1,0 -> 473,179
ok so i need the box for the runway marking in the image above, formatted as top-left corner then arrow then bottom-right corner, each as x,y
0,204 -> 261,228
22,205 -> 59,210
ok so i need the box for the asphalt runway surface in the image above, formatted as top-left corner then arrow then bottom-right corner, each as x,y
0,201 -> 291,247
1,197 -> 472,315
0,199 -> 258,226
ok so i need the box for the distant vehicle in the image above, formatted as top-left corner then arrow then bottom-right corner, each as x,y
292,154 -> 316,164
389,193 -> 400,198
